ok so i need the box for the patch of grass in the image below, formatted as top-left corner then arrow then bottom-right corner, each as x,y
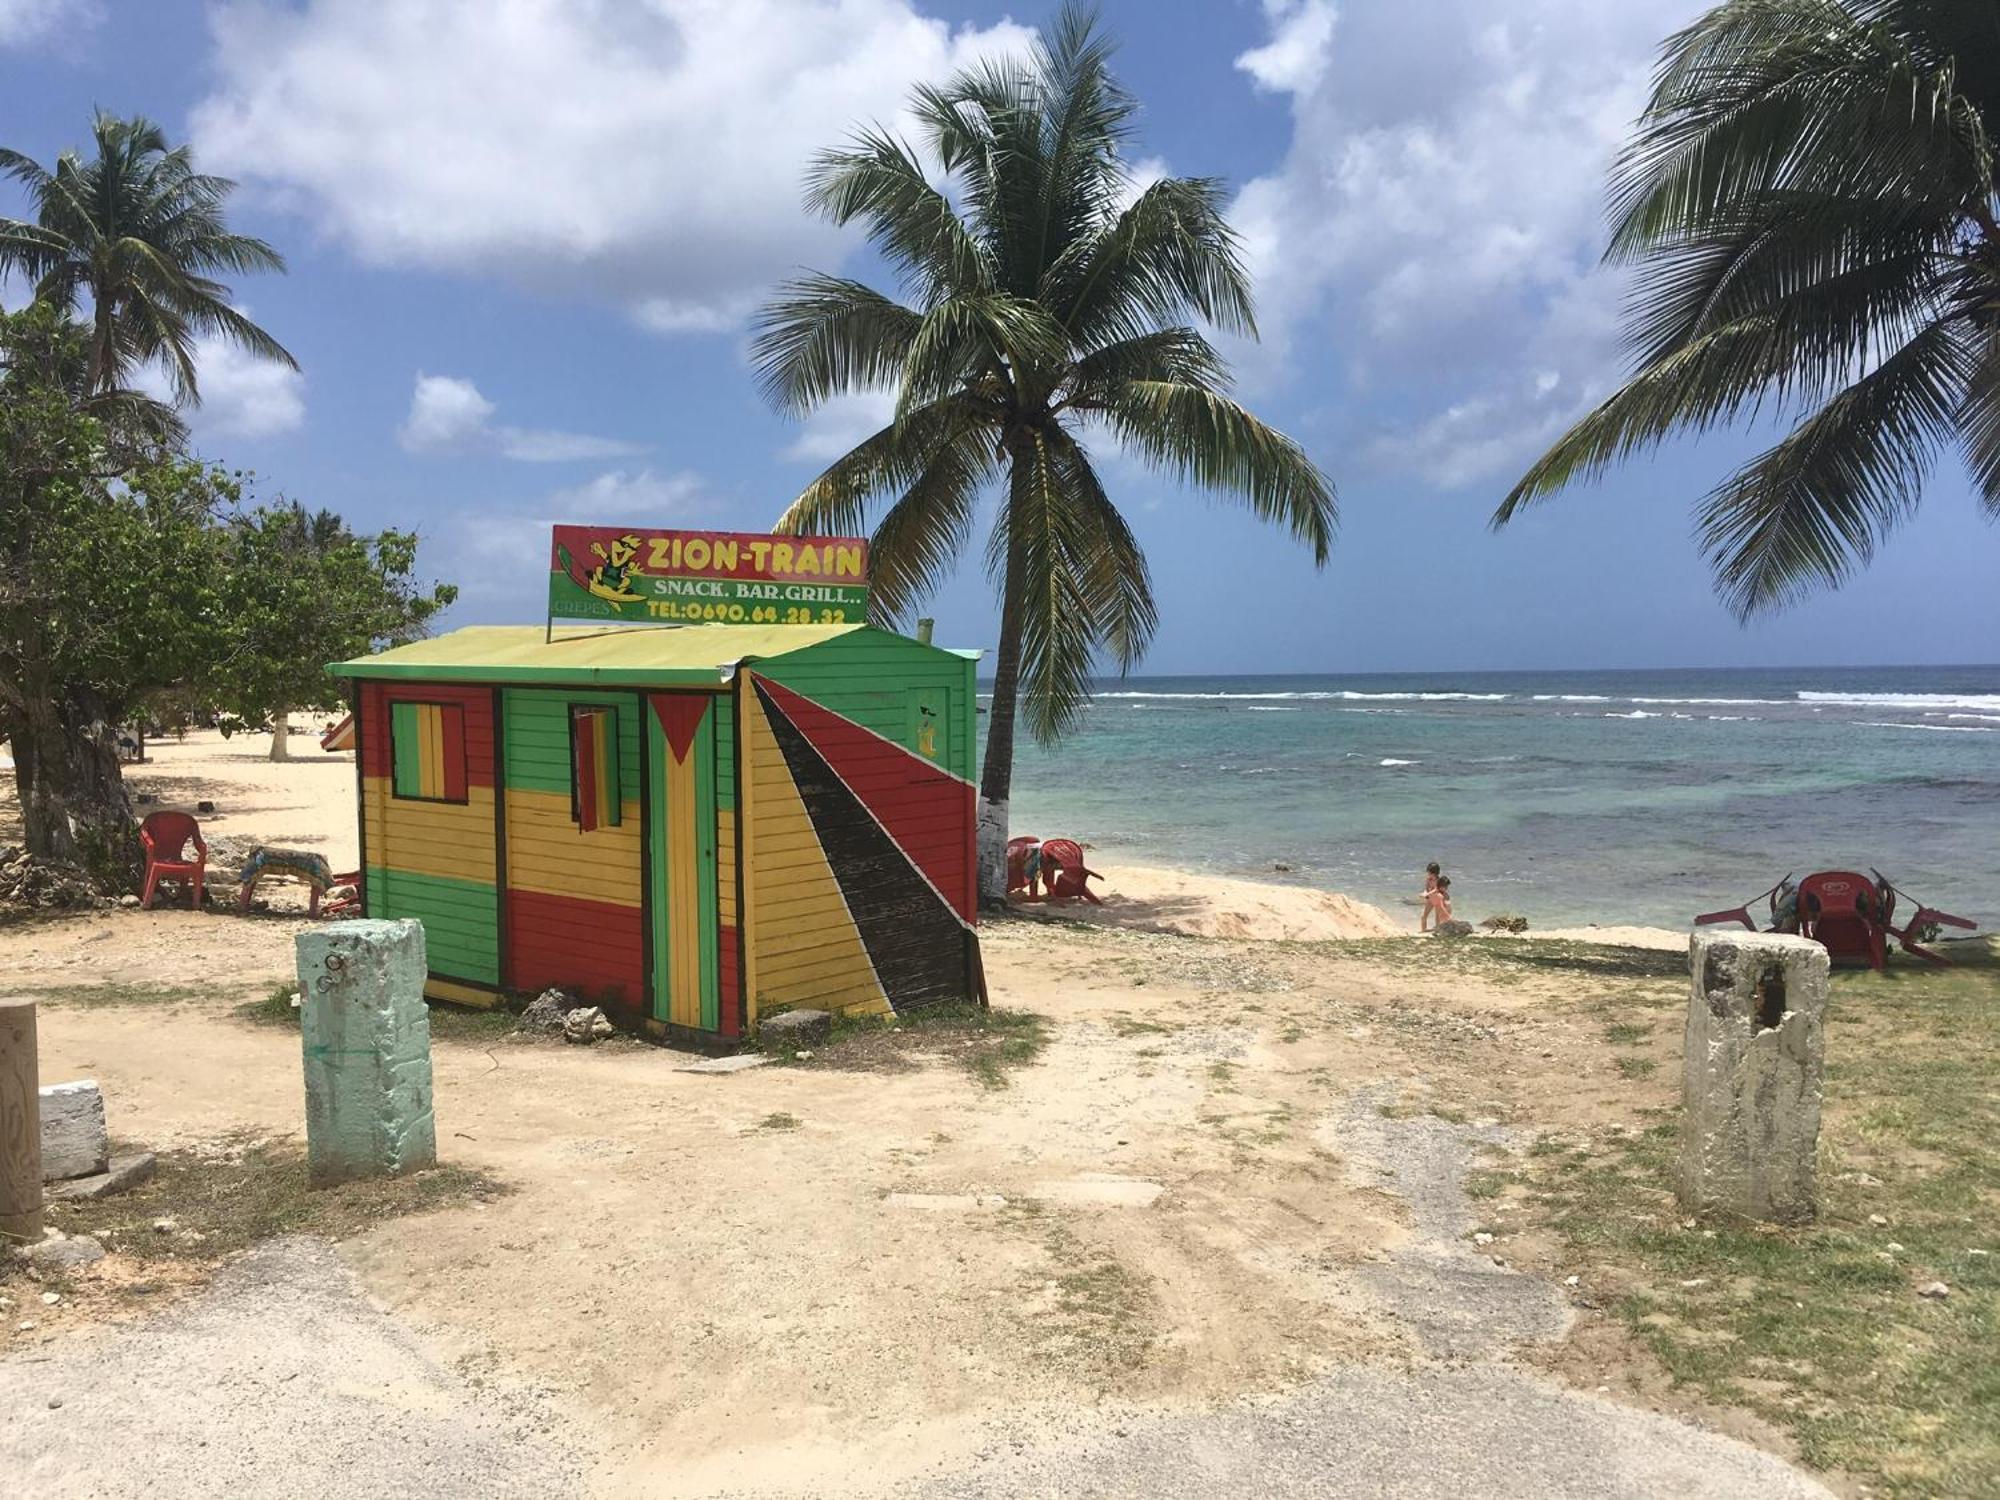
38,981 -> 217,1008
232,986 -> 520,1042
755,1111 -> 801,1132
1604,1021 -> 1652,1046
1016,1215 -> 1157,1383
235,982 -> 301,1026
1512,939 -> 2000,1497
1615,1056 -> 1659,1080
33,1135 -> 500,1273
1108,1014 -> 1174,1038
760,1002 -> 1050,1090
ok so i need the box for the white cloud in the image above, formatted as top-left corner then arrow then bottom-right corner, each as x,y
440,466 -> 714,615
1230,0 -> 1707,488
399,373 -> 645,462
192,1 -> 1035,333
129,317 -> 307,440
0,0 -> 98,48
1234,1 -> 1337,95
782,390 -> 897,465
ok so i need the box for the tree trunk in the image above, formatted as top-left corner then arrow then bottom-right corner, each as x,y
268,710 -> 291,762
10,687 -> 141,890
976,524 -> 1025,905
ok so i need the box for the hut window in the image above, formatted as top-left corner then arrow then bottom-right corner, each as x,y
388,701 -> 468,803
570,705 -> 622,831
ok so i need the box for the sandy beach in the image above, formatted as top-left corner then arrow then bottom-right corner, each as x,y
1,728 -> 1688,948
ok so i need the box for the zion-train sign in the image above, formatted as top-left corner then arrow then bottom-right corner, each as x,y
548,526 -> 870,627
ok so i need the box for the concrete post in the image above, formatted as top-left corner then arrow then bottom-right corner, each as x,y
296,919 -> 437,1187
1679,930 -> 1829,1224
0,998 -> 41,1245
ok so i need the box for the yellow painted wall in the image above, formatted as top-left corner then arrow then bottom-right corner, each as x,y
504,787 -> 643,908
741,673 -> 886,1022
362,776 -> 496,885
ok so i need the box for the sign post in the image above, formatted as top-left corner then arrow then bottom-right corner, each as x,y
548,527 -> 870,630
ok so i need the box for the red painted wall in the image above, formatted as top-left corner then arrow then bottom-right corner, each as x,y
505,888 -> 645,1011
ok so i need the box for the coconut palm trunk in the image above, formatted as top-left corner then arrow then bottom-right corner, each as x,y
754,5 -> 1337,902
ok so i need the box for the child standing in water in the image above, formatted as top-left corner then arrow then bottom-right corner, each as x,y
1421,875 -> 1453,932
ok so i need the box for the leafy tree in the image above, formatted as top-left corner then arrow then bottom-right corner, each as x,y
209,504 -> 457,761
0,112 -> 295,399
0,304 -> 226,882
1496,0 -> 2000,618
753,5 -> 1335,896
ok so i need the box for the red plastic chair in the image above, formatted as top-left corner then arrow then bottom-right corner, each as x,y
1006,836 -> 1040,897
1796,870 -> 1886,970
140,811 -> 207,910
1038,839 -> 1103,904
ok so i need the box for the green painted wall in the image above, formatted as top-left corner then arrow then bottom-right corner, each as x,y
501,687 -> 644,800
754,631 -> 977,780
363,867 -> 499,984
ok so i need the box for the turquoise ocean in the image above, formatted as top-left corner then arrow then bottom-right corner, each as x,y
992,665 -> 2000,933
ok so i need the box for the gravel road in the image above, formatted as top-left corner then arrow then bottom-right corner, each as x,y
1,1238 -> 583,1499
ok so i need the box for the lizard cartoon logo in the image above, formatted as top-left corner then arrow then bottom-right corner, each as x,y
583,533 -> 646,604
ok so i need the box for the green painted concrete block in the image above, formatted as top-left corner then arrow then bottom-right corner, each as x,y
296,919 -> 438,1187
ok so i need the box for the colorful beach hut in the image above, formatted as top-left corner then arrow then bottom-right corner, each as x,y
328,622 -> 981,1043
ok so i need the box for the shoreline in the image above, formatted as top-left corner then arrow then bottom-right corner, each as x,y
0,727 -> 1692,951
1042,858 -> 1689,950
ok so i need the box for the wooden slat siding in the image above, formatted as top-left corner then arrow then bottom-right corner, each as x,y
752,634 -> 976,923
365,868 -> 501,983
357,679 -> 501,992
500,687 -> 639,795
754,681 -> 970,1013
500,687 -> 648,1007
505,889 -> 644,1009
645,694 -> 723,1033
741,675 -> 886,1018
503,788 -> 643,906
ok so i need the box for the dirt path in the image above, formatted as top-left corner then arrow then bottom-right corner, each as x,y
0,901 -> 1830,1496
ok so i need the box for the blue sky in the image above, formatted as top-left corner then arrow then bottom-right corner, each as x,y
4,0 -> 1995,674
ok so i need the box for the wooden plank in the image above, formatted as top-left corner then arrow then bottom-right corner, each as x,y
0,998 -> 41,1243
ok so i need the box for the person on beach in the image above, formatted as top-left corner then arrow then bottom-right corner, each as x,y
1421,862 -> 1441,899
1421,875 -> 1453,933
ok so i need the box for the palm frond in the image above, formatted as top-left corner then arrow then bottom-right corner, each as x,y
749,275 -> 923,415
987,429 -> 1100,743
1697,316 -> 1969,617
1049,177 -> 1257,346
895,293 -> 1067,417
774,398 -> 984,538
1106,381 -> 1335,561
804,126 -> 995,299
1953,316 -> 2000,519
1047,424 -> 1156,671
863,420 -> 997,624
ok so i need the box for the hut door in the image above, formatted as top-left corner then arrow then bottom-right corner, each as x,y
646,694 -> 723,1033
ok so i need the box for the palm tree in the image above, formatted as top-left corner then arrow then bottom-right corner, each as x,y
753,5 -> 1335,897
0,112 -> 295,400
1496,0 -> 2000,619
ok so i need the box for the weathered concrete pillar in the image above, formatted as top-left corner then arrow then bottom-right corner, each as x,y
296,919 -> 437,1187
1679,930 -> 1829,1224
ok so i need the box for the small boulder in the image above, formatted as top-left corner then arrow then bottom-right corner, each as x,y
39,1079 -> 109,1182
1432,919 -> 1474,939
19,1234 -> 105,1272
562,1005 -> 615,1045
519,987 -> 585,1034
762,1009 -> 832,1048
1918,1281 -> 1951,1301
